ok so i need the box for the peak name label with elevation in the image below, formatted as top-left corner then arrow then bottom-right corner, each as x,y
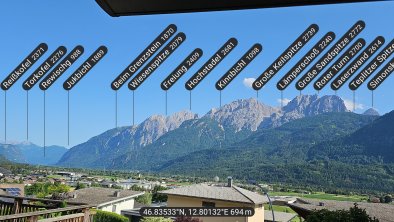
186,38 -> 238,90
63,46 -> 108,90
111,24 -> 177,90
296,20 -> 365,90
161,48 -> 203,90
1,43 -> 48,90
216,44 -> 262,90
314,38 -> 366,90
23,46 -> 67,90
128,32 -> 186,90
368,57 -> 394,90
277,32 -> 335,90
348,38 -> 394,90
253,24 -> 319,90
331,36 -> 385,90
40,46 -> 84,90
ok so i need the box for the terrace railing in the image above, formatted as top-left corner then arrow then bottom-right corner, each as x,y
0,195 -> 94,222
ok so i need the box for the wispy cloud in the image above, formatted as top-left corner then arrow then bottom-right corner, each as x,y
243,78 -> 256,89
344,99 -> 364,111
277,98 -> 291,106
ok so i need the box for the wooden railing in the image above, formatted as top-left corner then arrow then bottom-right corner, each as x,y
0,202 -> 53,215
0,205 -> 95,222
0,195 -> 94,222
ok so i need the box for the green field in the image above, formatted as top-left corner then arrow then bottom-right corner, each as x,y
264,204 -> 296,213
269,191 -> 368,202
46,175 -> 64,179
264,192 -> 367,221
166,181 -> 193,186
264,204 -> 301,222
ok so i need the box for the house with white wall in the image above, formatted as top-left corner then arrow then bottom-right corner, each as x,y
68,187 -> 144,214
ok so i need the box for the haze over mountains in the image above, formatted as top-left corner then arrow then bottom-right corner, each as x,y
0,142 -> 67,165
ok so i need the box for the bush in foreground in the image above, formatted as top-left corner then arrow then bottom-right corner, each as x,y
94,210 -> 128,222
174,216 -> 202,222
306,204 -> 379,222
141,217 -> 172,222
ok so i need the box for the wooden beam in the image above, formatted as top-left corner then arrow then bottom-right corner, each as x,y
0,205 -> 93,220
37,213 -> 85,222
0,194 -> 87,206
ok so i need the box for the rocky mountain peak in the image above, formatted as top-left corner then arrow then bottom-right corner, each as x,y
125,111 -> 198,147
165,110 -> 199,131
261,95 -> 349,128
57,94 -> 359,168
283,94 -> 319,113
205,98 -> 279,132
283,95 -> 348,114
363,108 -> 380,116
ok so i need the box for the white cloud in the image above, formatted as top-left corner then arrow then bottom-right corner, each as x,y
243,78 -> 256,89
344,99 -> 364,111
277,98 -> 291,106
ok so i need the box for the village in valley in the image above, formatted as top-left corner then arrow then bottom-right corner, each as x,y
1,164 -> 393,222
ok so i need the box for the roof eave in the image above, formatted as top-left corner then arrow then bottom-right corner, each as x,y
97,192 -> 145,207
161,193 -> 263,205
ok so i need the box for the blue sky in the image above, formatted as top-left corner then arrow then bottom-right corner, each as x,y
0,0 -> 393,147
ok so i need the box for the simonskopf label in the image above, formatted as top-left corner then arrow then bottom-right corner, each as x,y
368,57 -> 394,90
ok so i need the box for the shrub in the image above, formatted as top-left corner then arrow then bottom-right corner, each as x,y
174,216 -> 202,222
94,210 -> 129,222
141,217 -> 173,222
136,193 -> 152,205
306,204 -> 379,222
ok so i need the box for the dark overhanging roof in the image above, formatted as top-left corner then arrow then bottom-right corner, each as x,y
287,198 -> 394,222
95,0 -> 388,16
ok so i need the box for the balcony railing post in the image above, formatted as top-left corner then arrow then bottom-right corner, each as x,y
27,215 -> 39,222
83,207 -> 91,222
12,197 -> 23,214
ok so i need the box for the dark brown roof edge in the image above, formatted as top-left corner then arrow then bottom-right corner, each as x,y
95,0 -> 118,17
95,0 -> 387,17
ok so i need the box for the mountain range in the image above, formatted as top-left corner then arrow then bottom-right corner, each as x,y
0,142 -> 67,165
57,94 -> 353,170
4,94 -> 393,192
